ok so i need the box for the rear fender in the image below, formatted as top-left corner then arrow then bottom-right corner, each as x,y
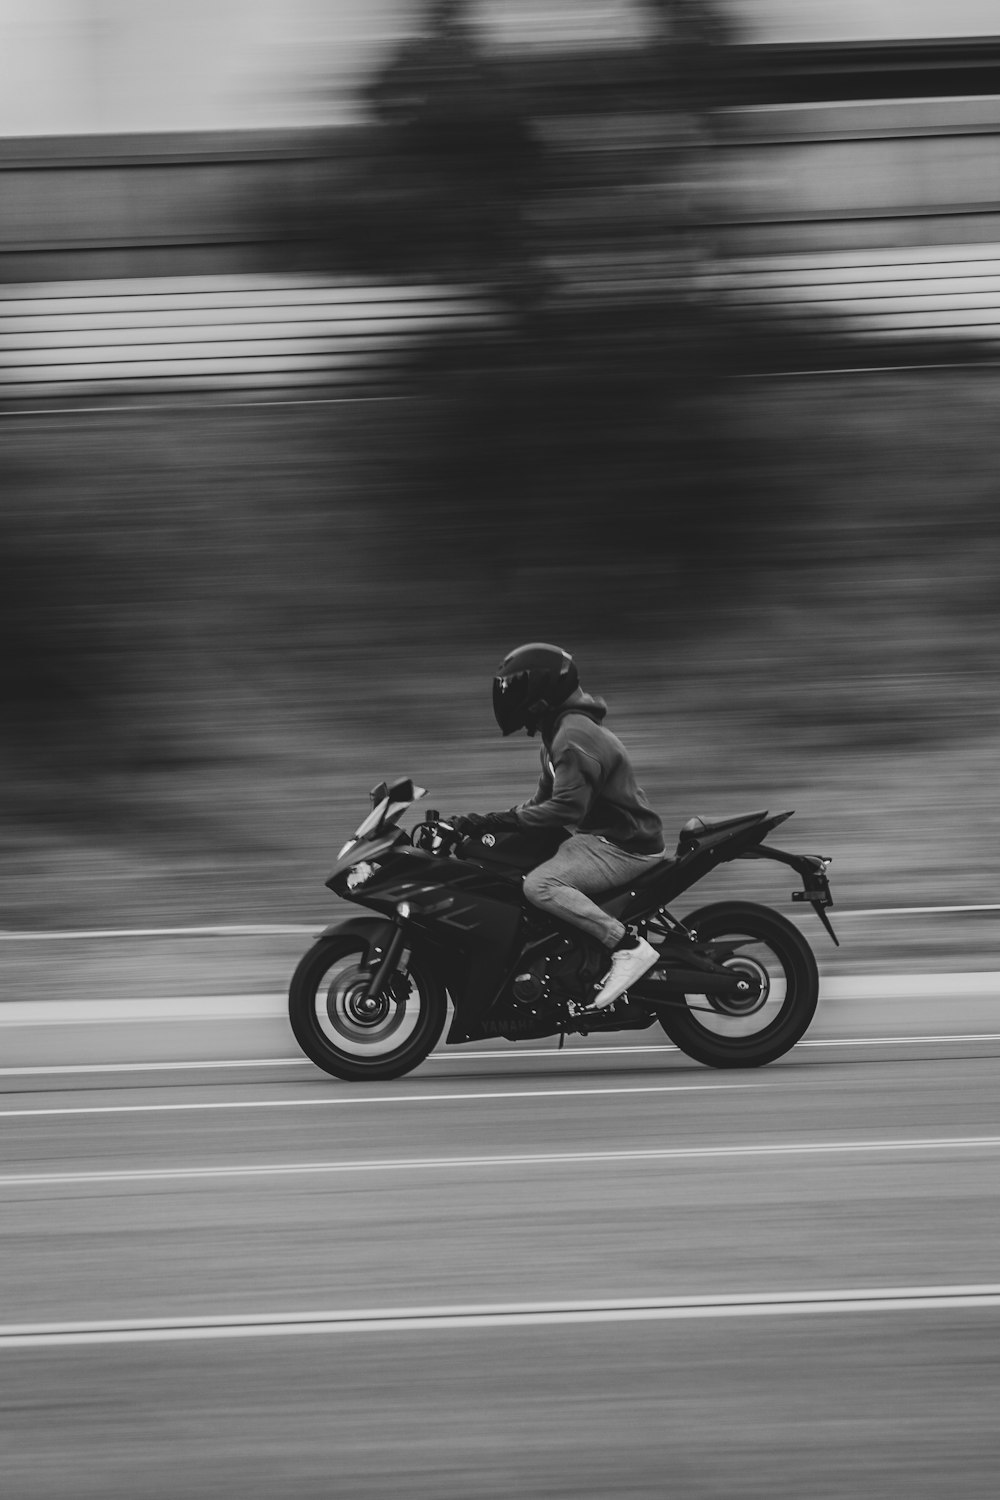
738,844 -> 838,946
622,815 -> 791,918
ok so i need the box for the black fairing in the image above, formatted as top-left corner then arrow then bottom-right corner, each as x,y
616,811 -> 793,921
329,843 -> 538,1042
457,825 -> 567,874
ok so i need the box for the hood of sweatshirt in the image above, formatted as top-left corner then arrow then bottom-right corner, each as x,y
541,689 -> 608,744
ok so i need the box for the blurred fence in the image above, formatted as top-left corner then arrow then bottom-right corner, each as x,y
4,81 -> 1000,398
713,96 -> 1000,257
706,243 -> 1000,351
0,275 -> 499,401
3,244 -> 1000,403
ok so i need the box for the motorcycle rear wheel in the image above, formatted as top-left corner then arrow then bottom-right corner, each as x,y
655,901 -> 819,1068
289,936 -> 447,1081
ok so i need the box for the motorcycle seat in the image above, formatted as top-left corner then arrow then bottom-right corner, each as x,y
679,810 -> 768,839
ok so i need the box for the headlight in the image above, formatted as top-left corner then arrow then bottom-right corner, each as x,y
346,861 -> 381,891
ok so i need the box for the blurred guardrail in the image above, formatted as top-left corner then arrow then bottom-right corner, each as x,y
0,275 -> 499,401
4,85 -> 1000,398
1,908 -> 999,941
714,96 -> 1000,257
2,244 -> 999,403
704,242 -> 1000,350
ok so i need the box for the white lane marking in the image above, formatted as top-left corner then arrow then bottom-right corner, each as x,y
1,1135 -> 998,1189
0,1082 -> 752,1119
0,396 -> 401,419
0,996 -> 286,1026
2,1032 -> 1000,1077
801,1033 -> 1000,1048
1,907 -> 999,938
0,926 -> 317,941
744,363 -> 1000,378
833,905 -> 1000,917
443,1034 -> 1000,1054
4,1285 -> 1000,1348
0,1058 -> 312,1076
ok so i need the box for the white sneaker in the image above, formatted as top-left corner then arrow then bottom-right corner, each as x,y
588,936 -> 658,1010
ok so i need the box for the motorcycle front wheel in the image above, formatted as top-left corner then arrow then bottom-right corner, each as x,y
654,901 -> 819,1068
289,936 -> 447,1081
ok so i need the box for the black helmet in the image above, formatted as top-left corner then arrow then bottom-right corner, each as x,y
493,643 -> 579,737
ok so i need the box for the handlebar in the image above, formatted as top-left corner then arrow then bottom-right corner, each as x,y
411,816 -> 462,856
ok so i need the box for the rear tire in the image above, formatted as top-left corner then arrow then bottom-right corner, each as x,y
655,901 -> 819,1068
289,936 -> 447,1081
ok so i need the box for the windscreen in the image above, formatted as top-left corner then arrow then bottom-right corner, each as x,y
350,781 -> 426,842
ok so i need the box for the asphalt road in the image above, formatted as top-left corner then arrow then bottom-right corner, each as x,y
2,985 -> 1000,1499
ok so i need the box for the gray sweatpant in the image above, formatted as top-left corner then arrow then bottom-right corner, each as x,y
522,832 -> 666,949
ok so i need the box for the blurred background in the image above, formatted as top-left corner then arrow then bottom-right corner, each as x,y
3,0 -> 1000,992
6,16 -> 1000,1496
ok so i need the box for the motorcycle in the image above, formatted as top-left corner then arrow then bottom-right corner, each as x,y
288,777 -> 837,1081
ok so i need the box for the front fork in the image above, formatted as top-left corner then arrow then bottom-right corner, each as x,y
361,922 -> 407,1002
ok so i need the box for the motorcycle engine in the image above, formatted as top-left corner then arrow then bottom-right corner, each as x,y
512,970 -> 545,1005
508,940 -> 604,1008
497,938 -> 609,1040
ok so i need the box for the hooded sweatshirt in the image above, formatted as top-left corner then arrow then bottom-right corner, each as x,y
513,691 -> 664,855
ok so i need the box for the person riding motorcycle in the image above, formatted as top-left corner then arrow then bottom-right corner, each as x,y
454,643 -> 664,1010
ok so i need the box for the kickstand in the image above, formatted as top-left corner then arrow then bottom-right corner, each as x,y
557,1031 -> 565,1050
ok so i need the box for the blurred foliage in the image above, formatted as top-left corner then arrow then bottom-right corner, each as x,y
5,1 -> 1000,936
393,305 -> 794,640
3,372 -> 1000,932
278,0 -> 817,631
0,463 -> 151,792
0,412 -> 373,810
305,0 -> 737,289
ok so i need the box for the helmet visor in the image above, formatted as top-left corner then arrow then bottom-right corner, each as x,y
493,672 -> 529,736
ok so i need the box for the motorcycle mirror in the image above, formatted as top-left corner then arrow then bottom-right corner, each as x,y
369,781 -> 389,808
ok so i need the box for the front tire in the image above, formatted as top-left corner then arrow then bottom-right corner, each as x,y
289,936 -> 447,1081
655,901 -> 819,1068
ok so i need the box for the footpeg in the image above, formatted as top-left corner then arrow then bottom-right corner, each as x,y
570,992 -> 625,1017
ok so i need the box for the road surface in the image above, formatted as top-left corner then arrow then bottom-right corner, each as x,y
1,979 -> 999,1498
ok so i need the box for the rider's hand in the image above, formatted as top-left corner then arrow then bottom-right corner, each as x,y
451,811 -> 519,837
449,813 -> 484,837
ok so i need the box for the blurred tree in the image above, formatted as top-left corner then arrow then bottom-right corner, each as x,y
285,0 -> 809,637
0,500 -> 138,800
323,0 -> 545,300
646,0 -> 737,74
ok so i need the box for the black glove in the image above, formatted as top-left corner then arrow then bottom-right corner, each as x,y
451,810 -> 520,838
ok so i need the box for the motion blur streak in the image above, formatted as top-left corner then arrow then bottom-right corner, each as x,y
1,1028 -> 999,1073
0,1081 -> 747,1119
6,4 -> 1000,1497
1,1133 -> 1000,1190
3,1018 -> 1000,1496
5,1286 -> 1000,1348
